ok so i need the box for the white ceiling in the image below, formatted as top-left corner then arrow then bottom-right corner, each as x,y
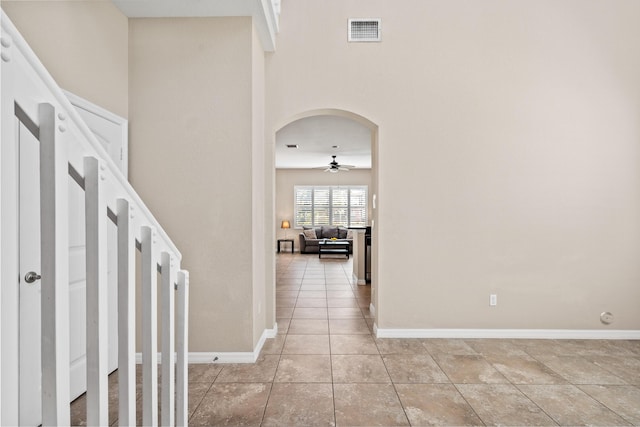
112,0 -> 256,18
276,116 -> 372,169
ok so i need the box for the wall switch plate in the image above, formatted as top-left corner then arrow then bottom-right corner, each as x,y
490,294 -> 497,306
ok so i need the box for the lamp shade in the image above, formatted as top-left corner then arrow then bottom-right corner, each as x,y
281,220 -> 291,229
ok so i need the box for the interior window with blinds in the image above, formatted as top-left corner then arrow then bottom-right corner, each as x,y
294,186 -> 368,228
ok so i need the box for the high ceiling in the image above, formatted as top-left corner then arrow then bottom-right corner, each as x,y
111,1 -> 371,169
111,0 -> 279,51
112,0 -> 259,18
276,116 -> 372,169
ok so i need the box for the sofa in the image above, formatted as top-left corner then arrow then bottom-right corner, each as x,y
299,226 -> 353,254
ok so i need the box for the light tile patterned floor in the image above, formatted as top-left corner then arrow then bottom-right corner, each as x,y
72,253 -> 640,426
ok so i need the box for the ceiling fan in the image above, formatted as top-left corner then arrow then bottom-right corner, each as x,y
314,155 -> 355,173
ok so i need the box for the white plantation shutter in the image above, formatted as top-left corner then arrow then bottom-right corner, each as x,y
294,186 -> 368,228
349,187 -> 367,227
313,187 -> 330,225
295,187 -> 313,226
332,188 -> 349,227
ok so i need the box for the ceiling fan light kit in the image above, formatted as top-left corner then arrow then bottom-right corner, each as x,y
315,155 -> 355,173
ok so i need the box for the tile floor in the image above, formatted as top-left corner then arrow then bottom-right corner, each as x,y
73,253 -> 640,426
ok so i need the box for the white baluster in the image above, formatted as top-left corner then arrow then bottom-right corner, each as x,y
141,226 -> 158,426
84,156 -> 108,425
176,270 -> 190,427
117,199 -> 136,426
2,16 -> 192,425
161,252 -> 175,426
39,103 -> 70,426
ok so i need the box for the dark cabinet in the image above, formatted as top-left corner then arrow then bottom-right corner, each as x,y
365,226 -> 371,283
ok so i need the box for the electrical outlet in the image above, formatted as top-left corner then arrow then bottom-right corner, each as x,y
490,294 -> 497,306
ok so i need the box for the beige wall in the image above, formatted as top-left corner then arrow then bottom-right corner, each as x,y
129,17 -> 259,352
251,24 -> 268,346
2,0 -> 129,118
6,0 -> 639,358
275,168 -> 373,249
267,0 -> 640,331
4,3 -> 271,352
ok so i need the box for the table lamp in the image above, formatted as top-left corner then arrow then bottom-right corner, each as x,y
281,220 -> 291,238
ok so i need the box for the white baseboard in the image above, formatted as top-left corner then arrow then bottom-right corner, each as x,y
266,322 -> 279,338
188,351 -> 256,364
136,323 -> 280,364
352,273 -> 366,285
374,328 -> 640,340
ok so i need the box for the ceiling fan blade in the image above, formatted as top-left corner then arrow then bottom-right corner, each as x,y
312,156 -> 356,171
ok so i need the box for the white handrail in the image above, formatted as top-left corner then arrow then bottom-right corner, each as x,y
0,11 -> 180,259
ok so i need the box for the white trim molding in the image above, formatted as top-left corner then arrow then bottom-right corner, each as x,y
375,328 -> 640,340
137,324 -> 280,365
188,352 -> 255,364
266,322 -> 278,338
189,323 -> 279,363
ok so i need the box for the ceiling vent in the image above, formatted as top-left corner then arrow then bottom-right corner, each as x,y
348,19 -> 381,42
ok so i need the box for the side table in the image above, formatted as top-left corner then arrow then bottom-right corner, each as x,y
277,239 -> 294,253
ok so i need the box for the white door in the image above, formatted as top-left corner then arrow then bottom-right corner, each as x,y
18,118 -> 43,426
17,113 -> 90,425
17,95 -> 127,425
67,179 -> 119,401
64,91 -> 128,178
64,93 -> 126,400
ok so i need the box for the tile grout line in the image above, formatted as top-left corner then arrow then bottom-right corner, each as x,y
575,384 -> 639,426
378,348 -> 414,426
427,347 -> 488,427
187,368 -> 221,424
491,344 -> 561,426
274,254 -> 640,426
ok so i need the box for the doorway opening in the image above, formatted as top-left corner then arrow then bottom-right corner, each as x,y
271,109 -> 379,331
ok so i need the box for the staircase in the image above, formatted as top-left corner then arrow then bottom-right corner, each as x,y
1,12 -> 189,426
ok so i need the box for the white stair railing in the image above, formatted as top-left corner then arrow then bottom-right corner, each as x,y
1,11 -> 189,426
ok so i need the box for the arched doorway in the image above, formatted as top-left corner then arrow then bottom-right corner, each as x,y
270,109 -> 380,333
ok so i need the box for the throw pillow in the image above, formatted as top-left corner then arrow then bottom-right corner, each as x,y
346,229 -> 354,240
337,227 -> 348,239
303,228 -> 317,239
322,226 -> 339,239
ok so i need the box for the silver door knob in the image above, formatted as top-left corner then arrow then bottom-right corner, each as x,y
24,271 -> 41,283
